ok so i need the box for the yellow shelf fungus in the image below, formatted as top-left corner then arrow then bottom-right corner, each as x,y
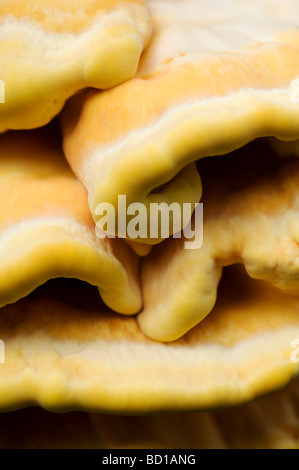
139,138 -> 299,341
0,376 -> 298,449
0,0 -> 298,450
0,0 -> 152,132
61,0 -> 299,246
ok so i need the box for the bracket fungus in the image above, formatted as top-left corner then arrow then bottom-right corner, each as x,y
61,0 -> 299,247
0,0 -> 299,450
139,139 -> 299,341
0,0 -> 152,132
0,126 -> 142,314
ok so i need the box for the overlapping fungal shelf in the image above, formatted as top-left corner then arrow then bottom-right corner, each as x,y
0,0 -> 299,449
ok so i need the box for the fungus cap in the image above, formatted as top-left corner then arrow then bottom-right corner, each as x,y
0,0 -> 299,449
0,265 -> 298,414
138,138 -> 299,341
0,0 -> 152,132
0,376 -> 299,449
